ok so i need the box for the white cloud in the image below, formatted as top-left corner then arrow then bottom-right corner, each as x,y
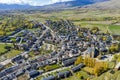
0,0 -> 73,6
51,0 -> 73,3
0,0 -> 27,4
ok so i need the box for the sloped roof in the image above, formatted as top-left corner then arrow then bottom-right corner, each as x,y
42,76 -> 55,80
115,62 -> 120,69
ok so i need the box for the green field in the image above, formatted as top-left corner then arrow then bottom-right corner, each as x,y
65,71 -> 90,80
21,9 -> 120,34
4,50 -> 22,59
0,49 -> 22,62
73,21 -> 120,34
0,9 -> 120,35
0,44 -> 12,54
0,43 -> 22,60
92,71 -> 120,80
109,25 -> 120,35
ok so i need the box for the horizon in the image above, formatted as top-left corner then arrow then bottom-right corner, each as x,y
0,0 -> 73,6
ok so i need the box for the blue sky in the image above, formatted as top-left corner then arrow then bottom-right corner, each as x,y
0,0 -> 73,6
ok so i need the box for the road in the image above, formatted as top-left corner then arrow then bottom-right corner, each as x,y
43,24 -> 56,38
9,30 -> 24,38
19,37 -> 23,45
0,22 -> 55,66
0,22 -> 57,79
0,43 -> 13,44
38,28 -> 48,40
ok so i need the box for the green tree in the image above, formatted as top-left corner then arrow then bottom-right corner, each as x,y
75,56 -> 83,65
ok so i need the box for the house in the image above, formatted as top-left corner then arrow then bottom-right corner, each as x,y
113,34 -> 120,39
72,63 -> 84,72
0,71 -> 5,78
0,65 -> 20,78
7,73 -> 16,80
62,58 -> 76,67
57,71 -> 72,79
12,55 -> 23,63
28,70 -> 40,78
115,62 -> 120,70
84,47 -> 99,58
21,44 -> 29,51
0,64 -> 4,71
1,76 -> 9,80
16,69 -> 25,77
31,63 -> 38,70
16,37 -> 21,42
42,76 -> 56,80
99,47 -> 108,53
94,48 -> 99,58
1,72 -> 16,80
50,51 -> 57,57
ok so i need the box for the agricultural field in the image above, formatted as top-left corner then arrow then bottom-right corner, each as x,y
0,43 -> 13,55
0,49 -> 22,62
92,71 -> 120,80
3,50 -> 22,59
20,9 -> 120,34
0,9 -> 120,35
64,71 -> 90,80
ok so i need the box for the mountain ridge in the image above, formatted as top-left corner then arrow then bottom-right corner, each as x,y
41,0 -> 109,9
86,0 -> 120,9
0,3 -> 33,10
0,0 -> 116,10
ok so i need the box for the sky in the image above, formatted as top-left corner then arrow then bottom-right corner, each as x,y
0,0 -> 73,6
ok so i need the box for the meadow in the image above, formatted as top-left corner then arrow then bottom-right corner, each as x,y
21,8 -> 120,34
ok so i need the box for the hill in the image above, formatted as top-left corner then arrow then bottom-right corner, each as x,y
0,0 -> 109,10
0,4 -> 34,10
85,0 -> 120,9
42,0 -> 109,9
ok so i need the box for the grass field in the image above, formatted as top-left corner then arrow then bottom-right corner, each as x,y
0,44 -> 13,54
109,25 -> 120,35
92,71 -> 120,80
73,21 -> 120,34
21,9 -> 120,34
4,50 -> 22,59
65,71 -> 90,80
0,49 -> 22,62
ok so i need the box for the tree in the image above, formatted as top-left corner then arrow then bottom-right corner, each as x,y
84,57 -> 96,67
102,36 -> 107,41
94,62 -> 108,76
78,32 -> 83,38
106,29 -> 110,35
94,66 -> 103,76
75,56 -> 83,65
4,46 -> 11,51
109,44 -> 119,53
91,27 -> 99,34
113,54 -> 120,62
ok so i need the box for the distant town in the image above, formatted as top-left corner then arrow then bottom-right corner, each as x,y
0,19 -> 120,80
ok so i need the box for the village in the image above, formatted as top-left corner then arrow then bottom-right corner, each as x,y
0,19 -> 120,80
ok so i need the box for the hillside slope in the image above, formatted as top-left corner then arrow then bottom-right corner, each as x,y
86,0 -> 120,9
0,0 -> 109,10
0,4 -> 34,10
42,0 -> 108,9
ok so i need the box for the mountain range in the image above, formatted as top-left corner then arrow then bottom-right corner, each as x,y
0,0 -> 118,10
0,4 -> 33,10
42,0 -> 109,9
87,0 -> 120,9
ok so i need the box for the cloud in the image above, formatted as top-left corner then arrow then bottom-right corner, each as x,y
0,0 -> 24,4
0,0 -> 73,6
51,0 -> 73,3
